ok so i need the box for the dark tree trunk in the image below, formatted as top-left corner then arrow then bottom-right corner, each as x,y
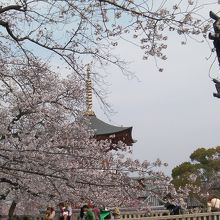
8,200 -> 17,220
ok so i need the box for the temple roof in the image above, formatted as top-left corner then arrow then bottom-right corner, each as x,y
87,115 -> 135,147
89,115 -> 132,135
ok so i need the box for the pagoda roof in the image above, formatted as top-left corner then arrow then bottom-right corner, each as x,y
87,115 -> 135,147
89,115 -> 132,135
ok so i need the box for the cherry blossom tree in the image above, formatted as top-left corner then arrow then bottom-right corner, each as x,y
0,0 -> 217,216
0,58 -> 178,217
0,0 -> 215,75
0,58 -> 85,215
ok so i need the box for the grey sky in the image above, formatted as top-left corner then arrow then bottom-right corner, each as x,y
93,14 -> 220,176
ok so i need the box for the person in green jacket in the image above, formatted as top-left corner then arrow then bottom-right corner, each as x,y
80,205 -> 96,220
86,206 -> 96,220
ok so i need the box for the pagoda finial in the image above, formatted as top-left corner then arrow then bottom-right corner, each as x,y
85,64 -> 95,116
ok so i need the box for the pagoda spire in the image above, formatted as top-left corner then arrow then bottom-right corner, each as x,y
85,64 -> 95,116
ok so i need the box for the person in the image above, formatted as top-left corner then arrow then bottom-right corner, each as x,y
92,205 -> 100,220
207,196 -> 220,212
78,205 -> 87,220
87,204 -> 96,220
45,207 -> 56,220
100,208 -> 112,220
65,201 -> 73,220
164,202 -> 181,215
79,204 -> 96,220
59,202 -> 69,220
112,207 -> 120,219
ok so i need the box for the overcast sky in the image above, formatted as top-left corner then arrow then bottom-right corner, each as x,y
92,8 -> 220,176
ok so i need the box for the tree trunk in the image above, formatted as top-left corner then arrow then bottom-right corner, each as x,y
8,200 -> 17,220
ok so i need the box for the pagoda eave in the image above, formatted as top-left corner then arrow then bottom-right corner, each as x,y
88,115 -> 135,150
94,127 -> 134,147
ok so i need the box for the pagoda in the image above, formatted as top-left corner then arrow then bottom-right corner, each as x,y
84,65 -> 135,150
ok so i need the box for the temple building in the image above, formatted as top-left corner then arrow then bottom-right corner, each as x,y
84,65 -> 135,150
